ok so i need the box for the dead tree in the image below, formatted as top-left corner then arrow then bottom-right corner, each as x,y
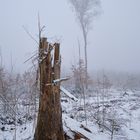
69,0 -> 101,89
34,38 -> 64,140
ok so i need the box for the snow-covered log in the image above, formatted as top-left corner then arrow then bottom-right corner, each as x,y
63,114 -> 94,140
60,86 -> 78,102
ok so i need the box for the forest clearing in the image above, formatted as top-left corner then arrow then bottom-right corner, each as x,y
0,0 -> 140,140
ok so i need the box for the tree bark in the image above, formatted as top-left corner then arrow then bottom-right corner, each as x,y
34,38 -> 64,140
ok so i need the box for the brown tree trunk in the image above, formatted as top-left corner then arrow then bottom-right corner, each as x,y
34,38 -> 64,140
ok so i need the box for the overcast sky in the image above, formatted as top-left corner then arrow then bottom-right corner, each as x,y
0,0 -> 140,73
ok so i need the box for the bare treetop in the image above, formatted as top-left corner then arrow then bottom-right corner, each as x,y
70,0 -> 101,33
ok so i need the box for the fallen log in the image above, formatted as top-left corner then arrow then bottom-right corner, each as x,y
60,86 -> 78,102
63,114 -> 94,140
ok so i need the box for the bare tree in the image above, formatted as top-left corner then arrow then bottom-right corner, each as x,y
69,0 -> 101,89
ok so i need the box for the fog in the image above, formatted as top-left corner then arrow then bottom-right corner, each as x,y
0,0 -> 140,73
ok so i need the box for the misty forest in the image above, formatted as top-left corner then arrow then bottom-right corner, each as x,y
0,0 -> 140,140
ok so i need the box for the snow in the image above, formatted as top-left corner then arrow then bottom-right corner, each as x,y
0,122 -> 34,140
0,89 -> 140,140
53,77 -> 70,84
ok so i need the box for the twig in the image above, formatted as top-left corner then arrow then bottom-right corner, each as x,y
22,25 -> 39,45
24,52 -> 38,63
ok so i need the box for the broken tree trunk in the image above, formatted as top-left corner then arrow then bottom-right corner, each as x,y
34,38 -> 64,140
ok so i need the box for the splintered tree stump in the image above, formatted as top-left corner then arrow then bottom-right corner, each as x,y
34,38 -> 64,140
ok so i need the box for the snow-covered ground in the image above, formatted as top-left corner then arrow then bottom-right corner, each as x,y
0,89 -> 140,140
